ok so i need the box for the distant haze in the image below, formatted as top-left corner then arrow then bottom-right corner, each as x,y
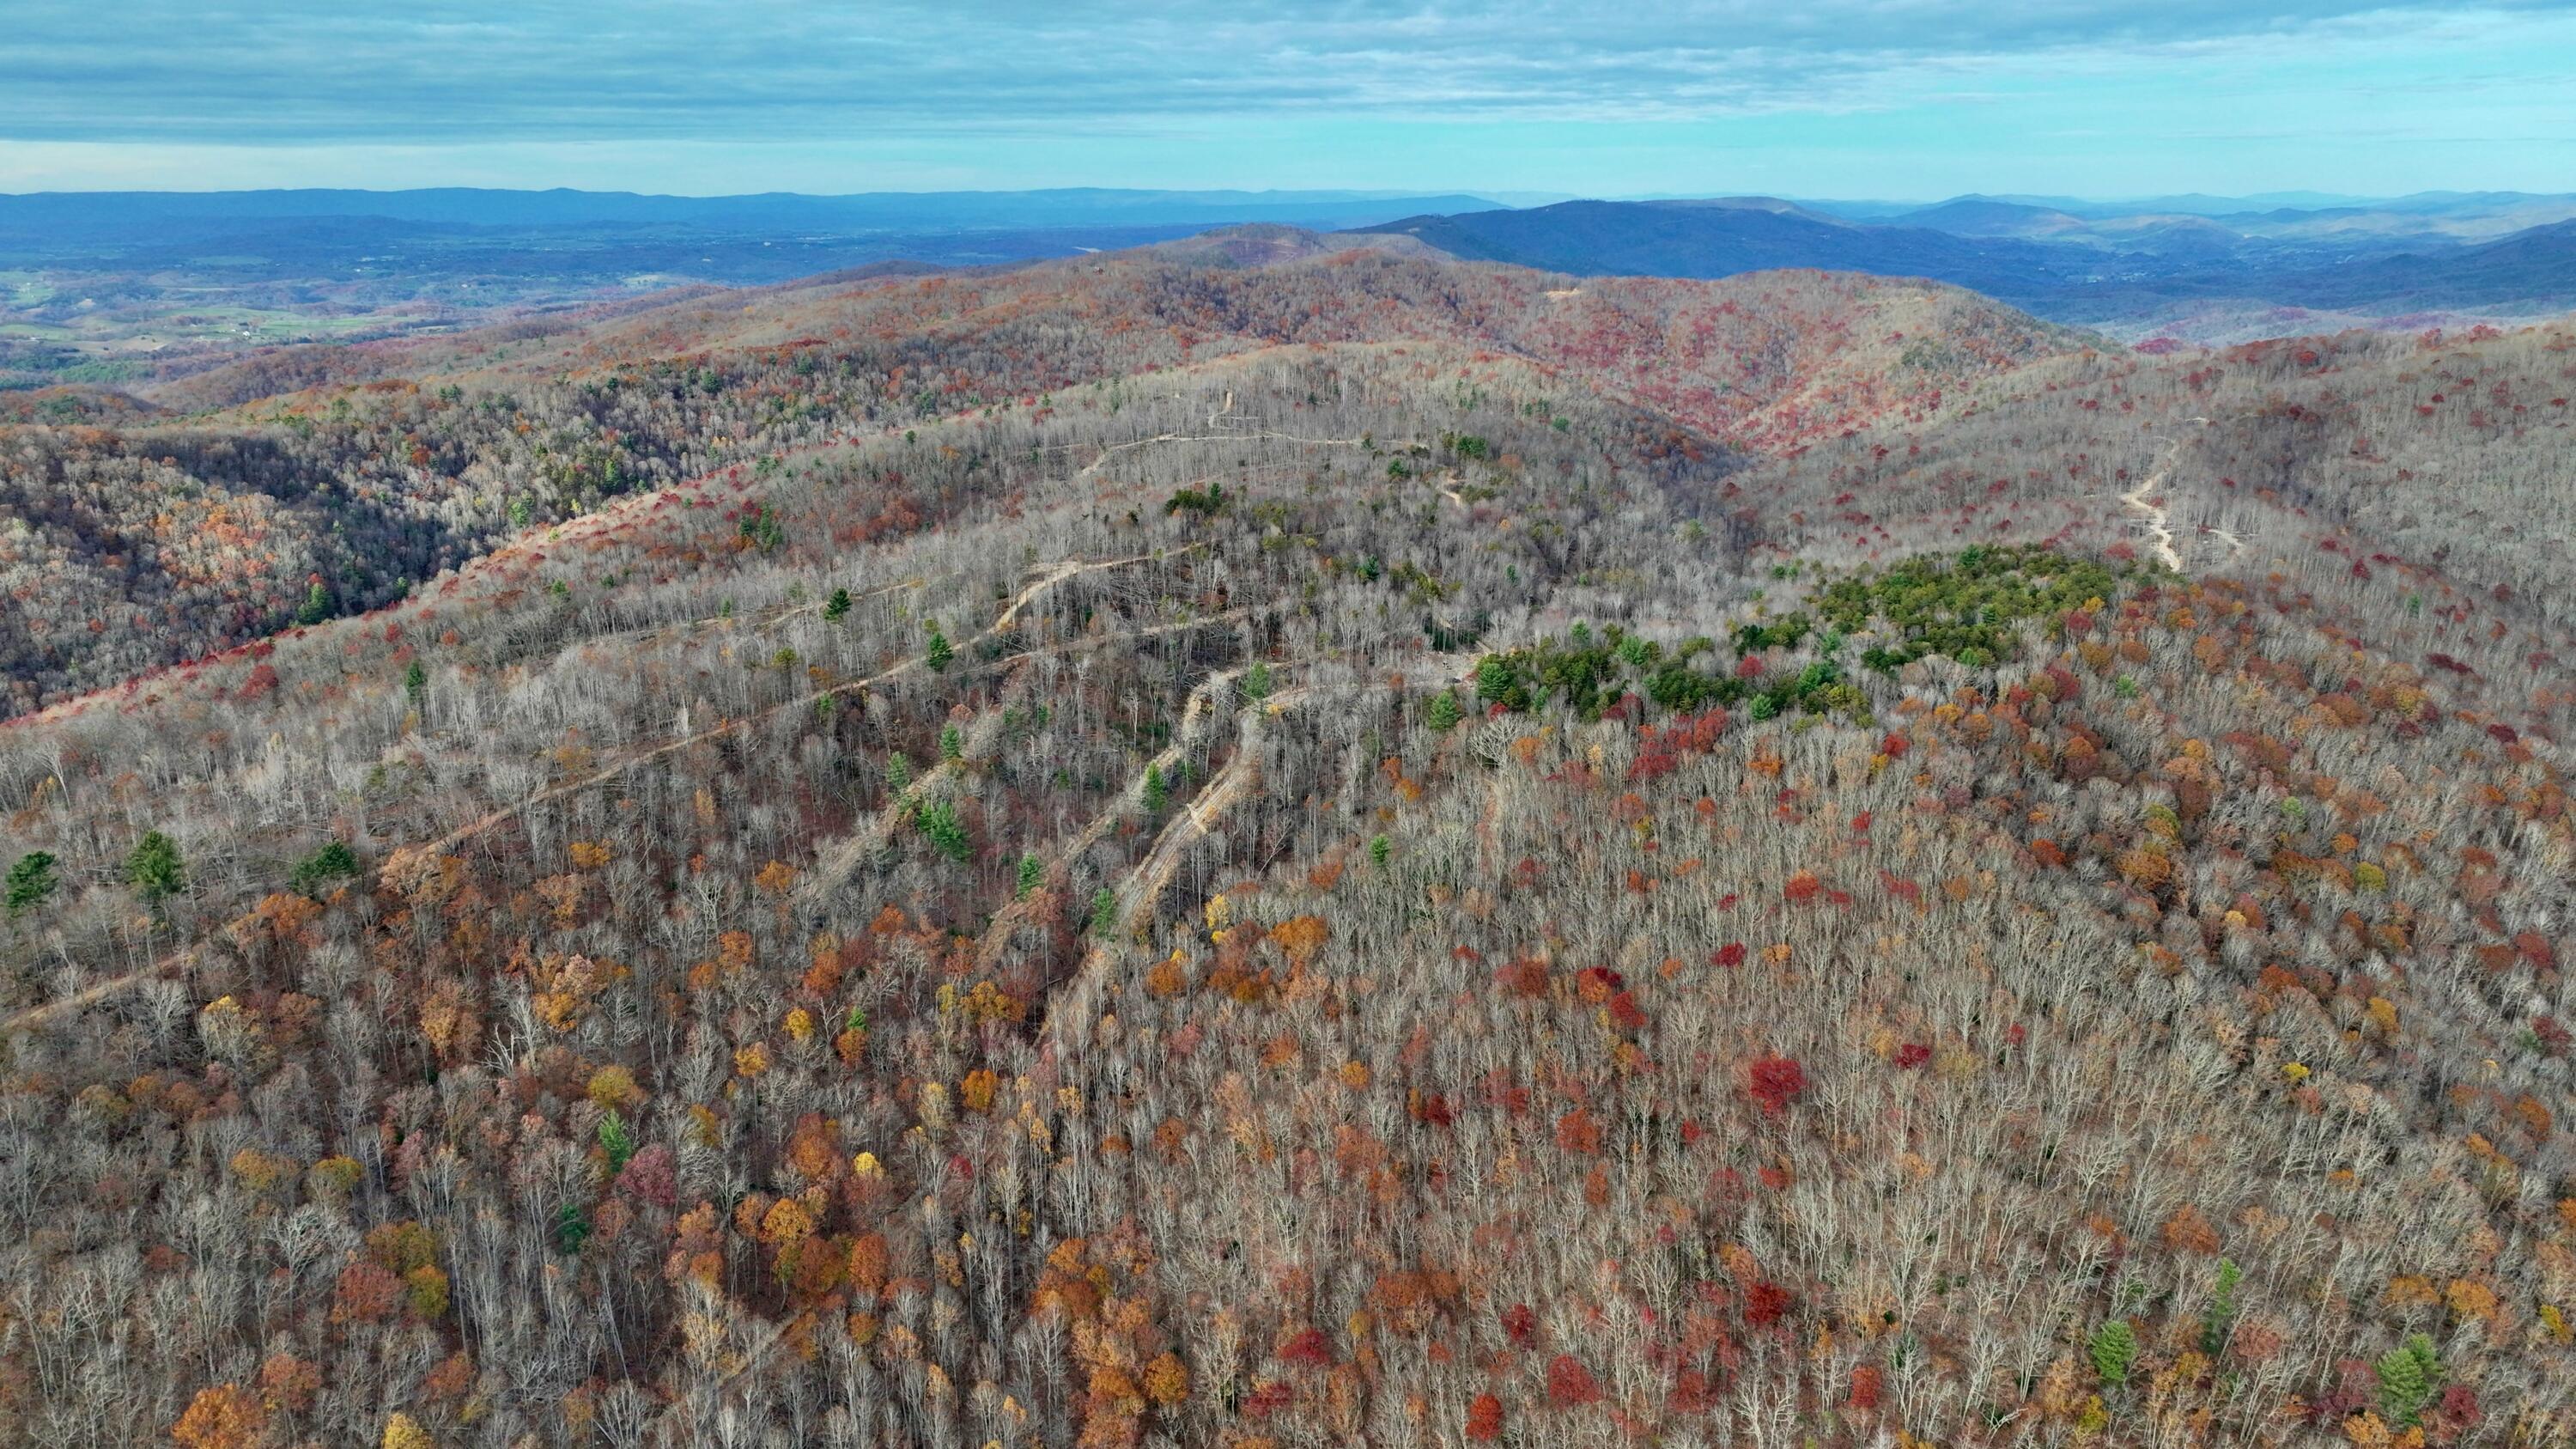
6,2 -> 2574,196
8,186 -> 2576,380
0,188 -> 1516,234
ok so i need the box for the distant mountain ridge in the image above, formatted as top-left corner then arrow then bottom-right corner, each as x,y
2263,216 -> 2576,309
0,186 -> 1516,237
12,185 -> 2576,390
1348,196 -> 2576,341
1352,200 -> 2084,296
1810,189 -> 2576,221
0,190 -> 1523,387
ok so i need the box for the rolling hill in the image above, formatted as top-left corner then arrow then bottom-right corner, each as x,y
1353,199 -> 2089,295
2,233 -> 2574,1449
0,189 -> 1521,398
0,239 -> 2078,712
1351,198 -> 2576,342
2261,219 -> 2576,310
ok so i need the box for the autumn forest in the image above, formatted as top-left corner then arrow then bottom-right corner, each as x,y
1,228 -> 2573,1449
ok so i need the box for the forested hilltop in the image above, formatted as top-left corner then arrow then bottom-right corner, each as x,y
1,235 -> 2573,1449
0,237 -> 2071,714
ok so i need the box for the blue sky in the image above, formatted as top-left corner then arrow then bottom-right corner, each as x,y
4,1 -> 2573,198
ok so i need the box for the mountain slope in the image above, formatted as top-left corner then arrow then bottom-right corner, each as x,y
2,267 -> 2573,1449
1352,199 -> 2087,295
1353,198 -> 2576,342
0,240 -> 2077,712
2262,219 -> 2576,309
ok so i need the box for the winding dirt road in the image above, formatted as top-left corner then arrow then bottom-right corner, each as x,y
2121,442 -> 2186,573
3,550 -> 1204,1037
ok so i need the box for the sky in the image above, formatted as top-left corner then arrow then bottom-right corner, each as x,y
4,1 -> 2574,199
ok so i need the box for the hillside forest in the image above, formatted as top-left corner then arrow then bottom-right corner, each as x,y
1,235 -> 2573,1449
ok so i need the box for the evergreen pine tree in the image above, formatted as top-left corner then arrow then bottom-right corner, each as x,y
125,831 -> 185,904
5,851 -> 57,917
598,1111 -> 636,1172
2376,1334 -> 2440,1426
289,841 -> 360,898
2199,1260 -> 2241,1355
919,801 -> 972,863
2088,1320 -> 2137,1388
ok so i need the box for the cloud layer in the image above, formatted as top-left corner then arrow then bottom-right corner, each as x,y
5,2 -> 2560,143
4,3 -> 2570,195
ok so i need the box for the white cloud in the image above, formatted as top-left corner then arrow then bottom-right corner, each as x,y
2,1 -> 2560,143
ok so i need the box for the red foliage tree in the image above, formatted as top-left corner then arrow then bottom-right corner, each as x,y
1747,1056 -> 1807,1114
1745,1280 -> 1793,1327
1278,1326 -> 1333,1369
1546,1353 -> 1602,1408
2436,1384 -> 2482,1435
1670,1367 -> 1718,1415
1607,990 -> 1648,1031
329,1260 -> 403,1324
1554,1107 -> 1603,1155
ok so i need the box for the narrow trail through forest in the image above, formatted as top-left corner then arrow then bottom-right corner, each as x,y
570,575 -> 925,657
2121,417 -> 2248,572
1040,653 -> 1475,1045
1104,686 -> 1312,935
2121,441 -> 2186,573
793,605 -> 1255,910
1039,688 -> 1304,1045
966,664 -> 1252,974
0,549 -> 1202,1036
405,548 -> 1191,868
1070,423 -> 1377,486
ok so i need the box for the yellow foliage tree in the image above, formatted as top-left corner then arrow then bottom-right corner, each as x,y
1272,915 -> 1330,965
760,1196 -> 817,1244
172,1385 -> 267,1449
1143,1350 -> 1191,1406
587,1064 -> 642,1111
